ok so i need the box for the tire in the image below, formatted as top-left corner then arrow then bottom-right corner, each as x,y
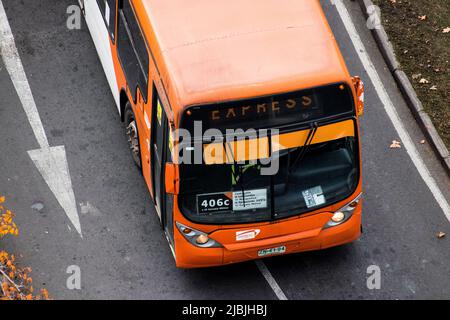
124,103 -> 142,170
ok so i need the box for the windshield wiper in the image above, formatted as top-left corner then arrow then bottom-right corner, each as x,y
224,141 -> 247,208
289,121 -> 319,173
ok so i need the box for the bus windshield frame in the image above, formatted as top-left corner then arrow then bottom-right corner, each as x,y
177,83 -> 360,225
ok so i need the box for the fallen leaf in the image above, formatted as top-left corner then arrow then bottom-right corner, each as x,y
390,140 -> 402,149
437,231 -> 446,239
418,15 -> 427,21
419,78 -> 429,84
412,73 -> 422,80
430,85 -> 438,91
443,27 -> 450,33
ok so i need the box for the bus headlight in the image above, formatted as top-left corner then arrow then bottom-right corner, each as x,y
323,193 -> 362,229
176,222 -> 222,248
331,211 -> 345,223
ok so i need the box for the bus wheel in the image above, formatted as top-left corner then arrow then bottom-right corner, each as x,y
124,103 -> 142,169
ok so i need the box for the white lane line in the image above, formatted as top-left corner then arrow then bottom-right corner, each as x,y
255,260 -> 288,300
0,1 -> 82,236
333,0 -> 450,219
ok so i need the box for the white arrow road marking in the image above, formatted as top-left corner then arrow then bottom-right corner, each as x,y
0,1 -> 82,236
28,147 -> 82,236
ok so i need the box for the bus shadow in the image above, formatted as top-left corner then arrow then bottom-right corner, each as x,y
177,242 -> 363,299
258,242 -> 367,299
177,260 -> 276,299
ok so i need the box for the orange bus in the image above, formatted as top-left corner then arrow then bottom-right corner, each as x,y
81,0 -> 365,268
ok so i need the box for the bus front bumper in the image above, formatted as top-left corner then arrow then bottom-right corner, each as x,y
174,212 -> 362,269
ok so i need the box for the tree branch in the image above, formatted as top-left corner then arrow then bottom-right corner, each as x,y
0,267 -> 25,299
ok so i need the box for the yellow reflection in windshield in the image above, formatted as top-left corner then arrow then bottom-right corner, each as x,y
203,119 -> 355,165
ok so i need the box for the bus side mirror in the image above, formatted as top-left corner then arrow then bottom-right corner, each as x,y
165,162 -> 179,195
352,76 -> 365,116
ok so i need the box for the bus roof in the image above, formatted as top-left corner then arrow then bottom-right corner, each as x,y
137,0 -> 351,113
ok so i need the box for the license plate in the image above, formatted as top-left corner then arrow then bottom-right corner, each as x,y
258,246 -> 286,257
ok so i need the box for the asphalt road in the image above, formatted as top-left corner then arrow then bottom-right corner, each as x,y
1,0 -> 449,299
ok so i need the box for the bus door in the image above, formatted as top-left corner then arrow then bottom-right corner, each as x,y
150,90 -> 174,245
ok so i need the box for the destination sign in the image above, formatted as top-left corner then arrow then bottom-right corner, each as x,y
181,83 -> 354,133
207,94 -> 319,124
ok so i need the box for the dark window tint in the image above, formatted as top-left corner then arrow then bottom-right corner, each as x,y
117,0 -> 149,101
96,0 -> 116,40
181,83 -> 355,134
122,0 -> 149,75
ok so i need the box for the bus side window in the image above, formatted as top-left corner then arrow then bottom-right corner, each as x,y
117,0 -> 149,103
96,0 -> 116,41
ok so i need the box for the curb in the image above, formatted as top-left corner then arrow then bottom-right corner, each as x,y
356,0 -> 450,175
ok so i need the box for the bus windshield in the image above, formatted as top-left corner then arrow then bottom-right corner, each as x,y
178,122 -> 359,224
